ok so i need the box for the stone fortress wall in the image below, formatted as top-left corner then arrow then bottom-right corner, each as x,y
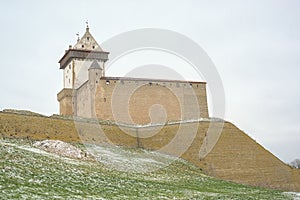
1,110 -> 299,192
75,77 -> 209,124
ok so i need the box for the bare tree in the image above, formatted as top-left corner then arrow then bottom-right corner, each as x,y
290,159 -> 300,169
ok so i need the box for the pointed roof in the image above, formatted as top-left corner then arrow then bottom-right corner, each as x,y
89,60 -> 102,70
73,26 -> 102,51
59,25 -> 110,69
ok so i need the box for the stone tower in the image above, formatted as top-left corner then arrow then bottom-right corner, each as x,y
57,25 -> 109,116
58,25 -> 209,121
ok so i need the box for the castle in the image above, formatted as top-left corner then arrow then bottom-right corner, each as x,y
57,26 -> 209,124
1,25 -> 300,192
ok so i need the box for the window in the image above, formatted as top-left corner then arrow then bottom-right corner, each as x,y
149,82 -> 152,86
82,45 -> 84,48
69,64 -> 71,69
87,37 -> 90,41
106,80 -> 110,85
104,98 -> 106,102
92,46 -> 95,49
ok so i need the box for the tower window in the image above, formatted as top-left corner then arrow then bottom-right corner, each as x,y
92,46 -> 95,49
82,45 -> 84,48
87,37 -> 90,41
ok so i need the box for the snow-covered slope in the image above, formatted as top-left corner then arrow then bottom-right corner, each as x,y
0,138 -> 298,199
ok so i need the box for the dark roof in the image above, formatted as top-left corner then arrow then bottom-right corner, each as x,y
89,60 -> 102,69
100,76 -> 206,84
58,49 -> 109,69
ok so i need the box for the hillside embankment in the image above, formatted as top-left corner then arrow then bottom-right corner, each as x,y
0,110 -> 299,192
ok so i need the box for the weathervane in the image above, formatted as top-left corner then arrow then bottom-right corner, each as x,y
76,32 -> 80,41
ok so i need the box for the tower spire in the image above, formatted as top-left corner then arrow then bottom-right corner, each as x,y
86,20 -> 89,31
72,23 -> 103,51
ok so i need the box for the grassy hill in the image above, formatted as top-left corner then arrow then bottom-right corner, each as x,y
0,138 -> 297,200
1,111 -> 300,192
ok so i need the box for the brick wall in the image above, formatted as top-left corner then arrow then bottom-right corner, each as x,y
88,79 -> 209,124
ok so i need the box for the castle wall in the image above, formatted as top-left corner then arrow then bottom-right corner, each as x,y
57,89 -> 76,116
0,111 -> 299,192
90,79 -> 209,124
76,82 -> 92,118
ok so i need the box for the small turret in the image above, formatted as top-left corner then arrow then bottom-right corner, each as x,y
88,60 -> 102,87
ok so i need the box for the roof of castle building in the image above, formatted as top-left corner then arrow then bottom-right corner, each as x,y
100,76 -> 206,84
73,25 -> 102,51
59,25 -> 109,69
89,60 -> 102,70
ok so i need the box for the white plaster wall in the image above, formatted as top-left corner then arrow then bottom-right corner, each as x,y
73,59 -> 93,89
63,59 -> 105,89
63,62 -> 73,88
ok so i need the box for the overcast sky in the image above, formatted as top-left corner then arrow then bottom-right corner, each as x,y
0,0 -> 299,162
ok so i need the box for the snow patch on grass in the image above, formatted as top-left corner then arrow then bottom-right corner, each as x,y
86,144 -> 178,173
0,138 -> 294,199
284,192 -> 300,200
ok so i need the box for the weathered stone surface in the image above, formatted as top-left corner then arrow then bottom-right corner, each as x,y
33,140 -> 92,160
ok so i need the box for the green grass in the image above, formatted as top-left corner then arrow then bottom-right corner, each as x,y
0,138 -> 293,200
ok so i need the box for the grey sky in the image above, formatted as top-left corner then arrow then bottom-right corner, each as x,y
0,0 -> 299,162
